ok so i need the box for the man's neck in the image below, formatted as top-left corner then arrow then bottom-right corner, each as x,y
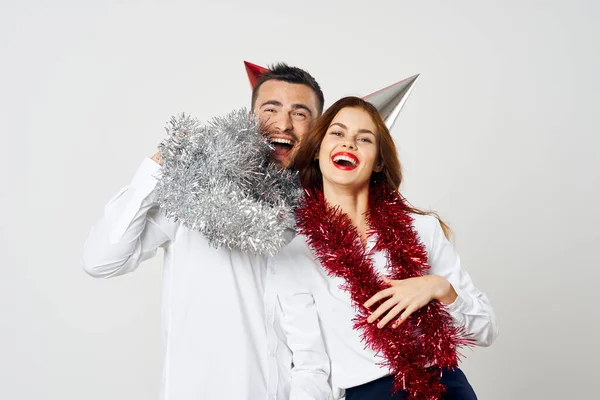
322,180 -> 370,244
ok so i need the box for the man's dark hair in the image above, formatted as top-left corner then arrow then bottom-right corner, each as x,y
251,63 -> 324,116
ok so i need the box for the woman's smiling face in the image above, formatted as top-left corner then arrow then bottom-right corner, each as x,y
317,106 -> 381,190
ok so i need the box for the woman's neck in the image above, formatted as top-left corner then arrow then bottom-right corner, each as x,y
322,180 -> 370,244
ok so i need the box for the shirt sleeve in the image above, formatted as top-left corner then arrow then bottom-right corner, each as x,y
276,247 -> 332,400
426,217 -> 499,347
81,158 -> 177,278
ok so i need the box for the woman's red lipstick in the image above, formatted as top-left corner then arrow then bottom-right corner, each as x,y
331,152 -> 359,170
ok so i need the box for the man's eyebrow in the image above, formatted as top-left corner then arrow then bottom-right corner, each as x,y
260,100 -> 283,108
291,104 -> 313,116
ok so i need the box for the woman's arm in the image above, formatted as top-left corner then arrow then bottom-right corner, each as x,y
81,157 -> 177,278
364,216 -> 498,347
426,217 -> 499,346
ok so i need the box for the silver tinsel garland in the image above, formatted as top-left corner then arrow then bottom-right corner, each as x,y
155,108 -> 301,256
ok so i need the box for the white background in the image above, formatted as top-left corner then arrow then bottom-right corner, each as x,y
1,1 -> 598,399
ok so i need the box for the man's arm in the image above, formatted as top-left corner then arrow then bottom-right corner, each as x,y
274,249 -> 332,400
81,156 -> 176,278
281,291 -> 332,400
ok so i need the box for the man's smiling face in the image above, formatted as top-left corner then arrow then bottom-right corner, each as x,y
253,80 -> 320,169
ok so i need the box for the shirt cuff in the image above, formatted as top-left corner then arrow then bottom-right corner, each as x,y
443,291 -> 470,327
108,158 -> 162,244
130,157 -> 163,190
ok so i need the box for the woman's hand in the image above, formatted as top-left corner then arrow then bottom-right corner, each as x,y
364,275 -> 457,329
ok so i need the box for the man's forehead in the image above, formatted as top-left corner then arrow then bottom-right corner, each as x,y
256,80 -> 317,106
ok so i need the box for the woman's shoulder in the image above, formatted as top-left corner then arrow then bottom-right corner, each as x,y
408,213 -> 443,251
408,212 -> 440,233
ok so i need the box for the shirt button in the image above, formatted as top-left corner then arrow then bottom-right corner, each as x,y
270,267 -> 277,275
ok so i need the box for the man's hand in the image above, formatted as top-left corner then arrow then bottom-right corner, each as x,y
151,128 -> 191,166
364,275 -> 457,329
151,151 -> 163,166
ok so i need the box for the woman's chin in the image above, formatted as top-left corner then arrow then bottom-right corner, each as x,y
323,175 -> 370,191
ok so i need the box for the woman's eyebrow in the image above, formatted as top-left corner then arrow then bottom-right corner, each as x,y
330,122 -> 347,129
330,122 -> 375,136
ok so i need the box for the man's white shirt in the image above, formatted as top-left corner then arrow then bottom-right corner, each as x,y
82,158 -> 331,400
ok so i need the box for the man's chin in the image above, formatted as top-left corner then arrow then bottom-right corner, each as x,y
268,155 -> 292,169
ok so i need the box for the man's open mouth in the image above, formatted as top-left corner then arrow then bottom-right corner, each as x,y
331,152 -> 359,170
269,136 -> 297,161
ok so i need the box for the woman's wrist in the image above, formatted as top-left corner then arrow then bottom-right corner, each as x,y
430,275 -> 458,305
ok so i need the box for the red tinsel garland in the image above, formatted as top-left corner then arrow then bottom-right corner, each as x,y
296,183 -> 474,400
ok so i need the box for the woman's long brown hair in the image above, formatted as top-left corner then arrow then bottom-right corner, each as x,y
294,96 -> 453,240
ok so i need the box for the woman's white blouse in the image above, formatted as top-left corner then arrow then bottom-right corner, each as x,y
271,213 -> 498,392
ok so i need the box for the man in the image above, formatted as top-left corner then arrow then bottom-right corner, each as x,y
82,63 -> 330,400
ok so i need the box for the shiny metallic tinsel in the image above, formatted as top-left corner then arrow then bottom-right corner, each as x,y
155,109 -> 301,256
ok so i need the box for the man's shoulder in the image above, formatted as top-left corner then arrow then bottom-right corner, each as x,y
272,234 -> 317,271
271,234 -> 318,284
280,233 -> 313,258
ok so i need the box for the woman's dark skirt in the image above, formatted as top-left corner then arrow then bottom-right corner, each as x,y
345,368 -> 477,400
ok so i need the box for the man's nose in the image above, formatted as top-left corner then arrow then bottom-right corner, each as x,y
272,112 -> 293,132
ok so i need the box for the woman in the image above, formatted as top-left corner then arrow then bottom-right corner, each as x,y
272,97 -> 498,399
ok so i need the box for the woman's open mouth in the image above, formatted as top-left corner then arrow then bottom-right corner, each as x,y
269,136 -> 297,162
331,152 -> 359,170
